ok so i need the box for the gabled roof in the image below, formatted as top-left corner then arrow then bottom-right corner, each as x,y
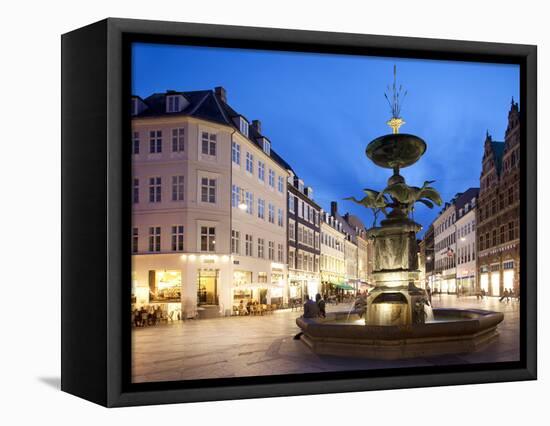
133,89 -> 291,171
490,141 -> 505,175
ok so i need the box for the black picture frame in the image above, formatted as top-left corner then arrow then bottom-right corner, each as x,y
61,17 -> 537,407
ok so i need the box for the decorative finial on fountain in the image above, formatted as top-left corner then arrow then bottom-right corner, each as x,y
384,65 -> 407,134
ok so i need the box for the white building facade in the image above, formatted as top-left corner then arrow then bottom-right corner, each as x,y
433,202 -> 457,294
455,194 -> 478,295
131,88 -> 289,318
320,213 -> 346,296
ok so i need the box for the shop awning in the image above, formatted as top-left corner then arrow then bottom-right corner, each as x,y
335,283 -> 355,290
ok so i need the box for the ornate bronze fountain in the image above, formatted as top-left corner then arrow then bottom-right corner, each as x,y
347,66 -> 441,325
295,67 -> 503,359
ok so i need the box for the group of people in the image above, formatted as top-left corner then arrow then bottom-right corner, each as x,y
132,305 -> 180,327
235,299 -> 274,315
303,293 -> 327,318
302,290 -> 370,319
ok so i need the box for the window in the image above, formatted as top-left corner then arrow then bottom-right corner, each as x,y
262,138 -> 271,155
171,225 -> 184,251
479,235 -> 484,251
166,95 -> 180,112
201,177 -> 216,203
133,132 -> 140,154
277,243 -> 283,262
508,187 -> 514,204
289,220 -> 295,240
268,241 -> 275,260
500,225 -> 505,244
149,130 -> 162,153
231,230 -> 240,254
133,178 -> 139,204
277,208 -> 284,227
148,226 -> 161,252
149,177 -> 161,203
509,222 -> 515,240
245,191 -> 254,215
239,118 -> 249,137
491,198 -> 497,215
132,227 -> 138,253
258,238 -> 265,258
314,232 -> 319,249
201,132 -> 217,156
200,226 -> 216,252
288,249 -> 295,268
245,234 -> 253,256
172,128 -> 185,152
278,176 -> 284,193
232,142 -> 240,165
314,256 -> 319,272
258,199 -> 265,219
258,161 -> 265,181
246,152 -> 254,174
172,176 -> 184,201
298,226 -> 303,243
268,169 -> 275,188
232,185 -> 240,208
297,252 -> 303,270
492,230 -> 497,246
298,199 -> 303,218
288,195 -> 295,213
268,203 -> 275,224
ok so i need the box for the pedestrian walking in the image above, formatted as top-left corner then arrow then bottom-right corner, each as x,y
499,289 -> 509,302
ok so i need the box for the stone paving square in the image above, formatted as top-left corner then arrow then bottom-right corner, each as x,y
132,295 -> 519,383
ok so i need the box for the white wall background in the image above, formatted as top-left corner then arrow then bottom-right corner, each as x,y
0,0 -> 546,423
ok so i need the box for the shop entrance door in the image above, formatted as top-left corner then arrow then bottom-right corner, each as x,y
197,269 -> 218,305
490,272 -> 500,296
480,274 -> 489,292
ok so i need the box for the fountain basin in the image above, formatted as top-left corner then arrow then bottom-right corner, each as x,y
366,133 -> 427,169
296,308 -> 504,360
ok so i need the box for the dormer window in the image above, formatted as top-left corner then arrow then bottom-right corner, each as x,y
166,95 -> 181,113
131,98 -> 138,116
262,138 -> 271,155
239,117 -> 249,137
131,96 -> 147,116
298,180 -> 304,193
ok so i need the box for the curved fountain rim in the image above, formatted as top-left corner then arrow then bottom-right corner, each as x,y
296,308 -> 504,341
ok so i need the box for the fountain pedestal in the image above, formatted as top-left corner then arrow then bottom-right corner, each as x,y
366,218 -> 431,326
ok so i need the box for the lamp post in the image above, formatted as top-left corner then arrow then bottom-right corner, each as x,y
238,188 -> 247,211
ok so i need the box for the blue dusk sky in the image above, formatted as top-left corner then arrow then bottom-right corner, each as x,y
132,43 -> 519,235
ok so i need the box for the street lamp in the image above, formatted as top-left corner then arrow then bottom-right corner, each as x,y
238,188 -> 247,210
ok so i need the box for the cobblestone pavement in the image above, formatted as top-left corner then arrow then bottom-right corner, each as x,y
132,295 -> 520,383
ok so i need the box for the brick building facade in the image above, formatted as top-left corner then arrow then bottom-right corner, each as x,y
476,100 -> 520,296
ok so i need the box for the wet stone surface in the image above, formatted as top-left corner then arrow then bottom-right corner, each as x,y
132,295 -> 520,383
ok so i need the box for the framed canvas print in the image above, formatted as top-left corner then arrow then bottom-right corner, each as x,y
61,18 -> 537,407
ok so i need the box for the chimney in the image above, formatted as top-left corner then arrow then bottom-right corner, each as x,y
251,120 -> 262,133
331,201 -> 338,216
214,86 -> 227,103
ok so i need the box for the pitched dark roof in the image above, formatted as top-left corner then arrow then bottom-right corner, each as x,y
133,89 -> 291,172
455,187 -> 479,212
